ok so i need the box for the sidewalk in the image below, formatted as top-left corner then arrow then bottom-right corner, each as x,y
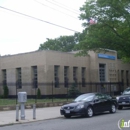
0,106 -> 62,127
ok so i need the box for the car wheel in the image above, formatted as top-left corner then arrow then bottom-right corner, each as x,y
64,115 -> 71,118
86,107 -> 93,117
118,106 -> 123,110
110,104 -> 116,113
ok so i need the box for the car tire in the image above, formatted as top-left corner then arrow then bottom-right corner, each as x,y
118,106 -> 123,110
86,106 -> 93,117
64,115 -> 71,118
110,104 -> 116,113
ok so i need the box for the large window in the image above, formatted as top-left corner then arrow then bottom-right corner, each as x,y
99,64 -> 106,82
126,70 -> 129,86
73,67 -> 78,84
82,67 -> 86,87
32,66 -> 38,88
16,68 -> 22,89
54,65 -> 59,88
121,70 -> 124,85
2,69 -> 7,86
64,66 -> 69,87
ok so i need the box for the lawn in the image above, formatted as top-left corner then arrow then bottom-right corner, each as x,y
0,98 -> 73,106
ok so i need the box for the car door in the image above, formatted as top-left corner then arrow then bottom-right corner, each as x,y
100,94 -> 111,111
93,94 -> 104,113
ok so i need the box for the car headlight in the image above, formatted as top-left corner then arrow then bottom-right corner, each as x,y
116,97 -> 119,101
76,104 -> 84,109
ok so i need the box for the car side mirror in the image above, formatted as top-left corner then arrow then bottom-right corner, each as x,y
94,98 -> 99,103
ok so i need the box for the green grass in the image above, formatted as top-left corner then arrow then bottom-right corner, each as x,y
0,98 -> 73,106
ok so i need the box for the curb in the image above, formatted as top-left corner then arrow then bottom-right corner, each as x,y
0,116 -> 62,127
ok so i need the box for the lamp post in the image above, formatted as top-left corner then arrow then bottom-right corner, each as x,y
33,79 -> 37,103
32,79 -> 37,104
33,79 -> 37,119
16,80 -> 19,121
52,81 -> 53,102
35,87 -> 37,103
16,81 -> 18,104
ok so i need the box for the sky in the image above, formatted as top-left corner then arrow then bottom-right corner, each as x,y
0,0 -> 86,56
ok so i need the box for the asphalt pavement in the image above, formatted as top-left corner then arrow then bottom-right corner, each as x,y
0,106 -> 62,127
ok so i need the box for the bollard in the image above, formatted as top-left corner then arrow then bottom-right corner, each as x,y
16,104 -> 19,121
33,104 -> 36,119
20,103 -> 25,120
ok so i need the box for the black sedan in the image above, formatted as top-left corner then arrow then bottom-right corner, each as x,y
60,93 -> 117,118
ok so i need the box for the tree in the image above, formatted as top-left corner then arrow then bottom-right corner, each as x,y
37,88 -> 41,99
38,33 -> 80,52
78,0 -> 130,62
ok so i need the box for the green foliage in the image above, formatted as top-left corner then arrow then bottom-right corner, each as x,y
0,98 -> 73,106
3,85 -> 9,98
37,88 -> 41,99
78,0 -> 130,62
38,33 -> 81,52
68,83 -> 80,98
0,95 -> 4,99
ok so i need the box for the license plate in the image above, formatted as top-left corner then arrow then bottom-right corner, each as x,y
65,110 -> 70,113
122,102 -> 126,104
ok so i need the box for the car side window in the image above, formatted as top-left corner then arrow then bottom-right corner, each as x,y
102,94 -> 108,99
103,94 -> 112,99
95,94 -> 103,100
101,94 -> 105,99
95,94 -> 108,100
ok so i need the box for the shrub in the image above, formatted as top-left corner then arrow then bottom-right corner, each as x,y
68,83 -> 80,98
37,88 -> 41,99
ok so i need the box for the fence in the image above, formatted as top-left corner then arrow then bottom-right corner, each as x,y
19,81 -> 123,98
52,81 -> 123,96
1,81 -> 124,101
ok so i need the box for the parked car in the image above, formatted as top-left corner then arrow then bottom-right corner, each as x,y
60,93 -> 117,118
116,87 -> 130,109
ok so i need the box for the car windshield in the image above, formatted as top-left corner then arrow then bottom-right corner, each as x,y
123,88 -> 130,95
74,93 -> 95,102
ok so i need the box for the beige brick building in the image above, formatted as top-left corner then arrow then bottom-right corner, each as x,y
0,50 -> 129,97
